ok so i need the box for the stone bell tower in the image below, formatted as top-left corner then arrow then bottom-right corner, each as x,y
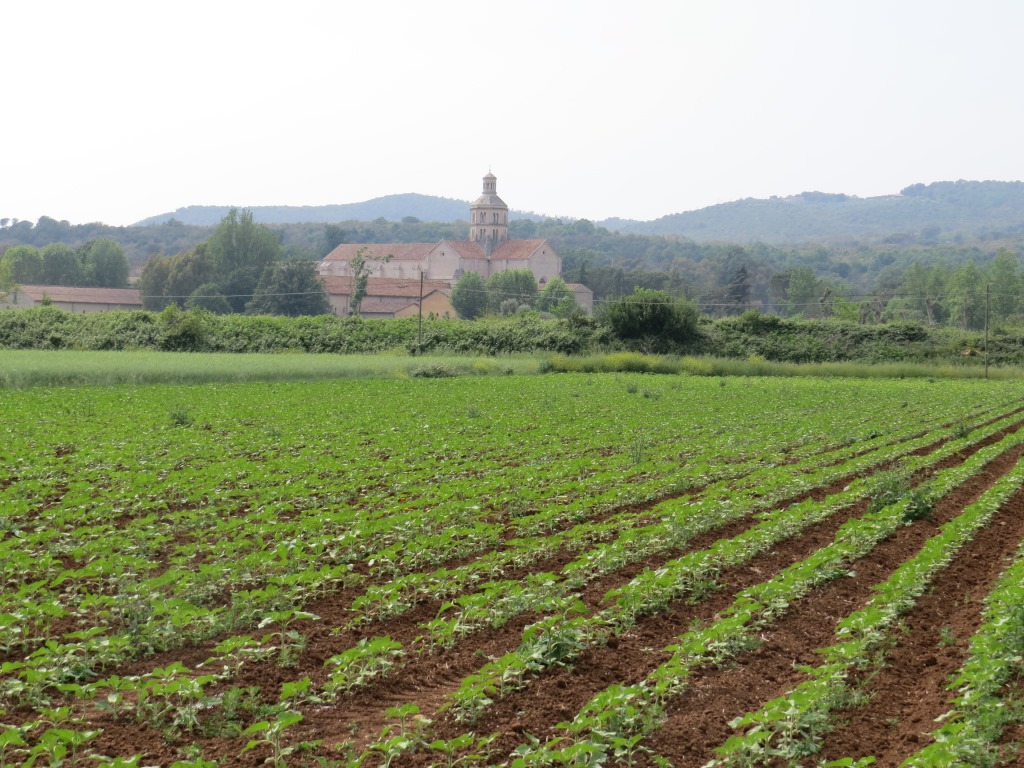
469,171 -> 509,255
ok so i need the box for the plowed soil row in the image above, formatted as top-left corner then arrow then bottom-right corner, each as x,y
815,485 -> 1024,764
310,434 -> 1020,763
404,437 -> 1024,768
31,417 -> 1024,767
81,415 -> 955,682
640,442 -> 1024,767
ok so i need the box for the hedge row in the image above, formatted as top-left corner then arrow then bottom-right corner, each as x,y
1,305 -> 1022,367
0,306 -> 607,356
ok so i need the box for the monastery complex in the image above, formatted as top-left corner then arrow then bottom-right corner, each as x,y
318,173 -> 592,317
0,173 -> 592,319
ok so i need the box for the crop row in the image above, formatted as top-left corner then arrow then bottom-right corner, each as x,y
704,453 -> 1024,765
2,381 -> 995,665
497,427 -> 1024,767
7,394 -> 1012,723
2,375 -> 1024,766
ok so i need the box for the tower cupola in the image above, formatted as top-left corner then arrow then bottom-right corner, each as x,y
469,171 -> 509,255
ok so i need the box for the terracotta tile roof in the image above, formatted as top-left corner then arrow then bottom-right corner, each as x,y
322,239 -> 553,264
441,240 -> 487,259
17,284 -> 142,305
320,276 -> 451,298
358,297 -> 419,315
321,243 -> 436,262
490,239 -> 547,260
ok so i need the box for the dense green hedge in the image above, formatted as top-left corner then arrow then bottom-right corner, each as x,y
0,306 -> 608,356
696,312 -> 1009,366
2,305 -> 1023,367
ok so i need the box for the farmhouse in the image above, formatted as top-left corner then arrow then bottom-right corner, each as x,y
318,173 -> 591,315
0,284 -> 143,313
320,276 -> 454,319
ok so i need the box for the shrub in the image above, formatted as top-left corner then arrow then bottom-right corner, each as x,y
599,288 -> 699,352
410,362 -> 462,378
733,309 -> 787,334
158,305 -> 209,352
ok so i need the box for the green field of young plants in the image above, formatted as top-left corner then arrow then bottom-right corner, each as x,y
4,373 -> 1024,767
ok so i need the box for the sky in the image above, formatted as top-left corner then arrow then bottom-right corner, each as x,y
3,0 -> 1023,227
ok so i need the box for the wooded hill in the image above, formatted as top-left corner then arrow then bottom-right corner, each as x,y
133,193 -> 494,227
606,181 -> 1024,244
127,180 -> 1024,245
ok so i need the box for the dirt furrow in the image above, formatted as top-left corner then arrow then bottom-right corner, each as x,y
402,432 -> 1022,767
814,484 -> 1024,765
36,417 -> 1024,767
638,442 -> 1024,768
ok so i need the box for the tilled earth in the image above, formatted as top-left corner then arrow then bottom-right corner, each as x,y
25,425 -> 1024,767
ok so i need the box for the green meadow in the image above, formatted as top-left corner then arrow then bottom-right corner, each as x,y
2,348 -> 1022,389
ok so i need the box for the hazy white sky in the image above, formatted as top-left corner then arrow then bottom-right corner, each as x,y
3,0 -> 1022,226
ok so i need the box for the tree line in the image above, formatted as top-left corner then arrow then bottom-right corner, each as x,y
0,239 -> 130,289
4,209 -> 1024,330
752,249 -> 1024,331
449,270 -> 578,319
138,209 -> 331,317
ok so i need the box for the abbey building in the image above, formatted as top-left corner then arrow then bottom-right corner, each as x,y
317,173 -> 592,317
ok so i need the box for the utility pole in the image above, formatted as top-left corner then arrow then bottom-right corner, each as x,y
417,271 -> 424,349
985,283 -> 990,379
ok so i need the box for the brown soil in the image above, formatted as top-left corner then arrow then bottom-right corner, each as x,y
18,420 -> 1024,767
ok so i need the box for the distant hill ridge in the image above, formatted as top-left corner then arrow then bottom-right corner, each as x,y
134,193 -> 475,227
135,180 -> 1024,245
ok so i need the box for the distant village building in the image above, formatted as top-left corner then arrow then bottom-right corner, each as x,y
318,173 -> 592,316
0,285 -> 142,313
569,283 -> 594,314
320,277 -> 454,319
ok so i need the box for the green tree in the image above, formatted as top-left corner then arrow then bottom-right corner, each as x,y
892,262 -> 931,323
247,260 -> 332,317
138,253 -> 175,310
450,270 -> 488,319
925,265 -> 949,325
537,276 -> 576,316
946,260 -> 984,330
81,238 -> 129,287
785,266 -> 819,317
40,243 -> 83,285
220,266 -> 265,313
348,246 -> 391,314
987,248 -> 1020,322
726,263 -> 751,313
600,287 -> 699,350
0,258 -> 12,299
166,245 -> 218,307
815,279 -> 851,319
2,245 -> 43,283
207,207 -> 281,277
893,262 -> 947,326
485,269 -> 538,314
186,283 -> 232,314
323,224 -> 346,256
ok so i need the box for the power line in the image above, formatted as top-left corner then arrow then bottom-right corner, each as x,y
138,278 -> 1023,313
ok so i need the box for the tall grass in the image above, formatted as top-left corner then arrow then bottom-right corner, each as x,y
701,356 -> 1024,380
540,352 -> 1024,380
0,350 -> 541,388
4,349 -> 1021,389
